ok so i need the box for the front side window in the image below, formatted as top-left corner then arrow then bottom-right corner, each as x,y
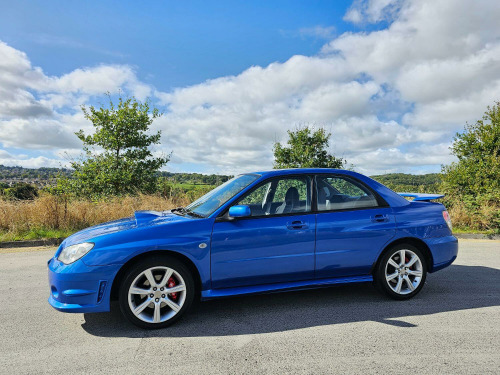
236,176 -> 311,216
316,175 -> 378,211
238,182 -> 272,216
186,174 -> 259,217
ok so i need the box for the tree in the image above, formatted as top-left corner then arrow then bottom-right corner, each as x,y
441,102 -> 500,231
64,96 -> 169,198
441,102 -> 500,199
273,126 -> 345,169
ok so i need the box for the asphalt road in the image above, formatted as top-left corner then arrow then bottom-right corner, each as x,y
1,240 -> 499,374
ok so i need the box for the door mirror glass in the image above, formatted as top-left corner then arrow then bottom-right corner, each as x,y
229,205 -> 251,218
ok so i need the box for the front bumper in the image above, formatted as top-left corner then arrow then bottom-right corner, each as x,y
48,257 -> 121,313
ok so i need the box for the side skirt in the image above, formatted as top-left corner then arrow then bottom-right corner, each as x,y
201,275 -> 373,300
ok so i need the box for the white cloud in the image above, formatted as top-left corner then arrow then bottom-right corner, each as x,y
0,149 -> 65,169
293,81 -> 380,121
395,45 -> 500,104
0,40 -> 151,155
0,156 -> 65,169
1,0 -> 499,175
298,26 -> 336,39
153,0 -> 500,174
0,118 -> 81,149
52,65 -> 152,99
0,42 -> 51,118
350,142 -> 455,175
344,0 -> 404,24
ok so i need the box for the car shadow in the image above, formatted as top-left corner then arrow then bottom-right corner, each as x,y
82,264 -> 500,338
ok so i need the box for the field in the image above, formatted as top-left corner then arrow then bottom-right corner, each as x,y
0,171 -> 498,241
0,194 -> 186,242
0,190 -> 496,242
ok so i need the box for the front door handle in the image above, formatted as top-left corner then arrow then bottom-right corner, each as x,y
287,220 -> 308,230
371,214 -> 389,223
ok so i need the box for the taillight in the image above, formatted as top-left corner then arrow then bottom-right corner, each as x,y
443,210 -> 452,231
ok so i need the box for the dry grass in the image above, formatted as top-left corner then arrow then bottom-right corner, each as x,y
0,193 -> 190,240
0,193 -> 497,241
447,201 -> 500,232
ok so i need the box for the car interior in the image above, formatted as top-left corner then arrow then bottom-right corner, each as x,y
316,176 -> 378,211
237,175 -> 378,216
237,177 -> 310,216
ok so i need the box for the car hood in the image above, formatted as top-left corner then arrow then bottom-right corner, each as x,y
61,210 -> 189,247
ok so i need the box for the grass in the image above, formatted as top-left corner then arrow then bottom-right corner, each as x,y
451,227 -> 497,235
0,228 -> 75,242
0,192 -> 497,242
0,193 -> 186,242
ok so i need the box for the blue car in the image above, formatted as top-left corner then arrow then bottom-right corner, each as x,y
48,169 -> 458,328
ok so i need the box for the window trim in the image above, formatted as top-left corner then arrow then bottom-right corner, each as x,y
313,173 -> 389,213
216,174 -> 314,221
215,172 -> 390,222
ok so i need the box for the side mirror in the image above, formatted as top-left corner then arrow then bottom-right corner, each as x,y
228,205 -> 251,218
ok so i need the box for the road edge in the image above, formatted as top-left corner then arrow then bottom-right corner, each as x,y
0,238 -> 64,249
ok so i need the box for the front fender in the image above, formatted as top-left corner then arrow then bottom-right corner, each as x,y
80,218 -> 214,289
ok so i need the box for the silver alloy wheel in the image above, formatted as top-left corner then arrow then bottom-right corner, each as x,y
385,249 -> 423,295
128,266 -> 187,323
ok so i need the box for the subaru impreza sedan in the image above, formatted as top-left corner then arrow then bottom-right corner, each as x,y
48,169 -> 458,328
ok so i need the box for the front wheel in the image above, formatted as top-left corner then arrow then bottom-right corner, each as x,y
374,244 -> 427,300
119,256 -> 195,329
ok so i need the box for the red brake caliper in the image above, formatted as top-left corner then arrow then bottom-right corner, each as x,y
168,277 -> 178,301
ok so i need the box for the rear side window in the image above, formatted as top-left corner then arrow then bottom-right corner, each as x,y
316,175 -> 379,211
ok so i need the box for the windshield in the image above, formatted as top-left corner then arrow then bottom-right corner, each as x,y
185,174 -> 260,217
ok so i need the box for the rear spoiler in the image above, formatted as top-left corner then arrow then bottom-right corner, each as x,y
398,192 -> 445,201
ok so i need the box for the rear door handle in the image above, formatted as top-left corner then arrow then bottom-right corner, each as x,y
286,220 -> 308,230
371,214 -> 389,223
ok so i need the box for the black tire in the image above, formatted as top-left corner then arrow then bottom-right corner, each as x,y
374,244 -> 427,300
119,255 -> 195,329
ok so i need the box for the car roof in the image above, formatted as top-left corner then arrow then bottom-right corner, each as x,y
240,168 -> 410,208
246,168 -> 353,177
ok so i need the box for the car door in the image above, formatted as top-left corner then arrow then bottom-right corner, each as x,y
210,175 -> 316,289
314,174 -> 396,279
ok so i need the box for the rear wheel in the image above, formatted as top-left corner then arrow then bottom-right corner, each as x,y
119,256 -> 195,329
374,244 -> 427,300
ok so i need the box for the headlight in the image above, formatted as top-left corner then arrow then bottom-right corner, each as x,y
58,242 -> 94,264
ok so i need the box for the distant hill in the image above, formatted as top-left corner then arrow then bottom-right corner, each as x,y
370,173 -> 442,193
0,165 -> 72,179
0,165 -> 441,192
371,172 -> 441,186
157,171 -> 231,185
0,165 -> 231,187
0,165 -> 72,186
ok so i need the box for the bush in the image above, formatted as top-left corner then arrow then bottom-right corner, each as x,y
441,101 -> 500,233
3,183 -> 39,200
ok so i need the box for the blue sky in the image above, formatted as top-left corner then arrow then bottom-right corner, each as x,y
0,0 -> 499,175
1,1 -> 355,88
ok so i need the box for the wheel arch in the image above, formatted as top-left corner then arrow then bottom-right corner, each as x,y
372,237 -> 434,274
110,250 -> 202,301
